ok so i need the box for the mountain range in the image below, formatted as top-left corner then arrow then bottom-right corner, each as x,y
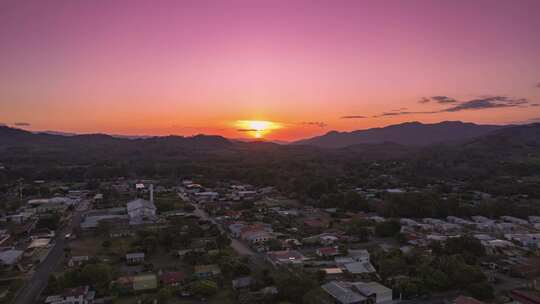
0,121 -> 537,154
293,121 -> 505,148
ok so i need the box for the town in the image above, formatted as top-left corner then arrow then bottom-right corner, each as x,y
0,177 -> 539,304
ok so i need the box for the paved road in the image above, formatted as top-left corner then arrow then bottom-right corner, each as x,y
13,200 -> 87,304
191,203 -> 255,256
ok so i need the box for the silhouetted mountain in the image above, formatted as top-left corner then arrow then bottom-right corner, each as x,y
293,121 -> 505,148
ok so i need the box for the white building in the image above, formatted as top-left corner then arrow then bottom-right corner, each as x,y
127,198 -> 157,225
44,286 -> 95,304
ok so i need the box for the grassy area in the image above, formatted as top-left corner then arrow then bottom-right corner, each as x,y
69,235 -> 136,258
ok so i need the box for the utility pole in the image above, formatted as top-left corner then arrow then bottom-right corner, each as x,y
18,179 -> 23,201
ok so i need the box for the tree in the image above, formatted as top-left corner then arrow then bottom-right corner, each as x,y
190,280 -> 218,296
80,263 -> 113,290
467,282 -> 494,301
375,220 -> 401,237
44,275 -> 61,295
158,287 -> 173,303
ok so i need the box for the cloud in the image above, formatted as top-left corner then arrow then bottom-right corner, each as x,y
341,115 -> 366,119
441,96 -> 528,112
431,96 -> 458,103
237,128 -> 259,132
419,96 -> 458,104
13,122 -> 31,127
0,123 -> 6,127
536,82 -> 540,88
375,95 -> 532,117
301,121 -> 327,128
373,111 -> 418,118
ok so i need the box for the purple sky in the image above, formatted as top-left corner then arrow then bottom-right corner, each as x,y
1,0 -> 539,140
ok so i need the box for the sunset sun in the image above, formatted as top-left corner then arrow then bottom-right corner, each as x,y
236,120 -> 282,139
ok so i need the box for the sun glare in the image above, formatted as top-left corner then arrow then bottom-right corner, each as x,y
236,120 -> 282,139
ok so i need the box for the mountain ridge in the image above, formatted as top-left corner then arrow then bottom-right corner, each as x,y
293,121 -> 507,148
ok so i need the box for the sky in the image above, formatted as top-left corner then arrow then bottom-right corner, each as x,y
1,0 -> 540,141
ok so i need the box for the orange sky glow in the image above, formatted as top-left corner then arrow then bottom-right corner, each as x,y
1,0 -> 539,141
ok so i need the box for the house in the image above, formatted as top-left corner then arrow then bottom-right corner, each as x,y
159,271 -> 186,287
316,247 -> 340,258
267,250 -> 306,267
68,256 -> 89,267
232,276 -> 254,290
44,286 -> 95,304
343,261 -> 377,275
322,281 -> 366,304
501,216 -> 529,225
133,274 -> 158,291
321,281 -> 393,304
320,235 -> 339,246
303,218 -> 330,230
125,252 -> 145,265
194,264 -> 221,278
242,230 -> 274,245
324,268 -> 345,279
0,249 -> 23,268
505,234 -> 540,248
348,249 -> 370,263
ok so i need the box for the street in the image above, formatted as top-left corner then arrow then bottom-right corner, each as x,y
13,200 -> 88,304
191,203 -> 255,256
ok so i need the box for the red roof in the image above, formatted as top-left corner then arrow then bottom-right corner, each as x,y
160,271 -> 186,284
303,218 -> 329,228
511,290 -> 540,304
318,247 -> 339,255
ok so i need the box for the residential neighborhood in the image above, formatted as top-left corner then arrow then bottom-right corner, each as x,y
1,177 -> 539,304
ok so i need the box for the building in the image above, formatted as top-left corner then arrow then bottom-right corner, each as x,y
127,198 -> 157,225
194,264 -> 222,278
125,252 -> 145,265
316,247 -> 340,258
44,286 -> 95,304
321,281 -> 393,304
159,271 -> 186,287
0,249 -> 23,268
133,274 -> 158,291
68,256 -> 89,267
267,250 -> 306,267
343,261 -> 377,275
348,249 -> 370,263
232,276 -> 254,290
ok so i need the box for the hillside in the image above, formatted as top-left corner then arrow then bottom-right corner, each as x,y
293,121 -> 505,148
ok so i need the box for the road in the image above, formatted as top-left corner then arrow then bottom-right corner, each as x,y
191,203 -> 255,256
13,200 -> 88,304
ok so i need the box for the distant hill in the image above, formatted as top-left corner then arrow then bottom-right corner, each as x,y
293,121 -> 505,148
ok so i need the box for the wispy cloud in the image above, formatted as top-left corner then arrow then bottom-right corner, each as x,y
301,121 -> 327,128
13,122 -> 31,127
376,95 -> 532,117
536,82 -> 540,88
441,96 -> 528,112
419,96 -> 458,104
237,128 -> 259,132
341,115 -> 366,119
